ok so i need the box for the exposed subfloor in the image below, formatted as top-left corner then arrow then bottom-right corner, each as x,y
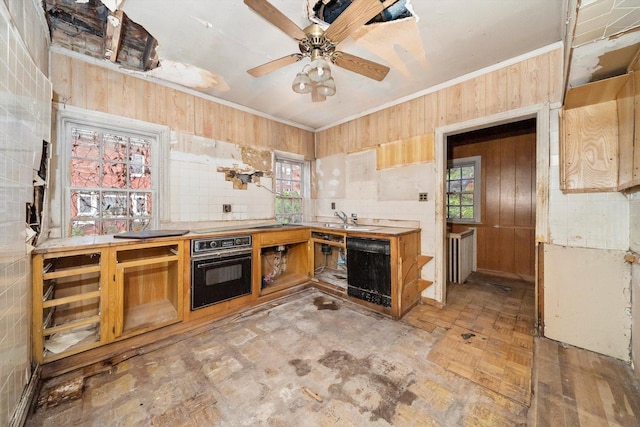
26,274 -> 640,426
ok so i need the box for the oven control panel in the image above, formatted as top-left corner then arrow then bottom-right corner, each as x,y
191,235 -> 252,255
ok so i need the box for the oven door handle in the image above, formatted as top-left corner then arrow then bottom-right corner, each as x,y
194,255 -> 251,269
196,261 -> 223,269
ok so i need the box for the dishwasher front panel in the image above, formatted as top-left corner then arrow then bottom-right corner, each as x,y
346,237 -> 391,307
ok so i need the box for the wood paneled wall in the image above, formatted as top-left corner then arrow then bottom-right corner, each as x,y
50,52 -> 315,159
449,128 -> 537,278
316,48 -> 562,158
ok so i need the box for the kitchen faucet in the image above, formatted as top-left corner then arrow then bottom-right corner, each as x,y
334,210 -> 348,225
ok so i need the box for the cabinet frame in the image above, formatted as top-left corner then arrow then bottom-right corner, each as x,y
32,247 -> 110,364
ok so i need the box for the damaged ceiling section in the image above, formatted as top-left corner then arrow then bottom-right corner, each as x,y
44,0 -> 228,91
568,0 -> 640,88
45,0 -> 159,71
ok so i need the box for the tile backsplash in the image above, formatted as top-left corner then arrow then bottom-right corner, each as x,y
0,1 -> 51,424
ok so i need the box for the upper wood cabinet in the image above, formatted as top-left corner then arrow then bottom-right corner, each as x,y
561,73 -> 640,192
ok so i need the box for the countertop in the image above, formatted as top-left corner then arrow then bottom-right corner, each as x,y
34,222 -> 420,254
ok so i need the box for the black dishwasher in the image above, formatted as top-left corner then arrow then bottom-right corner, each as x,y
346,237 -> 391,307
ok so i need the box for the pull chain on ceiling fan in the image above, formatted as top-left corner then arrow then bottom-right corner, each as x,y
244,0 -> 399,102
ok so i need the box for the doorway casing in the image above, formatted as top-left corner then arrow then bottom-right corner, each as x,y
433,103 -> 550,328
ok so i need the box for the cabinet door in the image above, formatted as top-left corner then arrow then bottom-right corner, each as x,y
561,102 -> 619,192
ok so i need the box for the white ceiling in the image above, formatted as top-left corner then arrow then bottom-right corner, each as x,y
118,0 -> 564,130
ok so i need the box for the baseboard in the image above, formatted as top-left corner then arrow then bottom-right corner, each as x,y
9,365 -> 41,427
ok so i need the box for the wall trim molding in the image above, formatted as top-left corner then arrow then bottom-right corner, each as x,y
9,365 -> 41,427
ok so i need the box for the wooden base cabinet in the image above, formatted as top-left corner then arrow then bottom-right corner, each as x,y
253,229 -> 311,299
32,248 -> 110,364
33,240 -> 184,363
109,241 -> 183,340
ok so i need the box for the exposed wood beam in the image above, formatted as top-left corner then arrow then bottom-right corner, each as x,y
105,9 -> 124,63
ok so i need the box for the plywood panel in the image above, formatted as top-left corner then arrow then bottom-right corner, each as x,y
51,53 -> 71,104
515,135 -> 535,227
616,74 -> 634,188
499,140 -> 516,227
70,59 -> 87,110
544,245 -> 631,360
484,66 -> 508,116
562,101 -> 619,191
564,74 -> 630,110
50,52 -> 314,157
506,63 -> 521,110
634,72 -> 640,184
376,134 -> 435,169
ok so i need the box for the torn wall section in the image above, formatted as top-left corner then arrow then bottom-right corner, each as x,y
168,133 -> 275,227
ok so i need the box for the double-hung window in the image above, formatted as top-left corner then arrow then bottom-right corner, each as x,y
60,110 -> 166,237
446,156 -> 481,223
274,157 -> 304,224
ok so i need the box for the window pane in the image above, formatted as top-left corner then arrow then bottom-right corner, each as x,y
449,180 -> 461,192
71,128 -> 100,159
129,162 -> 151,189
448,167 -> 461,180
448,194 -> 460,206
71,159 -> 100,187
71,190 -> 98,217
461,166 -> 474,178
130,192 -> 152,217
461,206 -> 475,219
101,192 -> 128,218
103,135 -> 127,162
462,179 -> 474,192
70,220 -> 98,237
130,138 -> 152,164
461,193 -> 474,205
102,220 -> 128,235
102,162 -> 127,188
448,206 -> 461,218
131,218 -> 151,232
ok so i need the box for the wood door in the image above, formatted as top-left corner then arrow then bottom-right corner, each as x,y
448,119 -> 536,279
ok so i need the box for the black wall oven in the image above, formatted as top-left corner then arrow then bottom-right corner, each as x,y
191,235 -> 252,310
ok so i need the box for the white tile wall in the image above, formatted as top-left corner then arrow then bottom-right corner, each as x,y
0,2 -> 51,423
168,138 -> 275,227
548,108 -> 629,251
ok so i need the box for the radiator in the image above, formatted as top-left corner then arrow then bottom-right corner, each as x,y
447,229 -> 475,284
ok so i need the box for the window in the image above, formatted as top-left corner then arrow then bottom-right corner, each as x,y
446,156 -> 481,223
275,158 -> 304,224
59,109 -> 167,237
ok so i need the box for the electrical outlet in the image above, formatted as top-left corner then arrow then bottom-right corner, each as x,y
223,204 -> 232,213
331,202 -> 335,210
419,192 -> 428,201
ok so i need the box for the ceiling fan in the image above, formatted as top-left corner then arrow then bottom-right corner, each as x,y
244,0 -> 399,102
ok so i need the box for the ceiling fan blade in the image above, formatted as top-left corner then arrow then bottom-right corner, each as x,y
247,54 -> 303,77
311,86 -> 326,103
244,0 -> 306,40
324,0 -> 400,44
332,51 -> 390,81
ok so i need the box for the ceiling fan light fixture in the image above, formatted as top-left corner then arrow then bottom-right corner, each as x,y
308,57 -> 331,82
316,77 -> 336,97
292,71 -> 312,94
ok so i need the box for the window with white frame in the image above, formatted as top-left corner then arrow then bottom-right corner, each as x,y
446,156 -> 481,223
60,111 -> 165,237
274,157 -> 304,224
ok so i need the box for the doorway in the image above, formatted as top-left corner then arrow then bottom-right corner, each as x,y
433,104 -> 550,329
447,118 -> 537,280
